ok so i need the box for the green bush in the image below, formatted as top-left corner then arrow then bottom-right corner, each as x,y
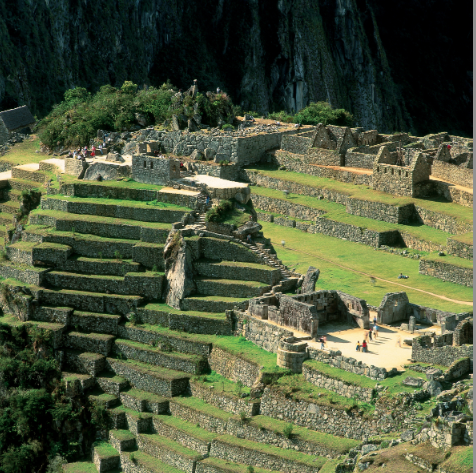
222,124 -> 234,131
268,110 -> 294,123
283,423 -> 294,439
205,199 -> 234,223
293,102 -> 353,127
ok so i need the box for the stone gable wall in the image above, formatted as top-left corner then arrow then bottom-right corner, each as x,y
132,155 -> 180,185
281,135 -> 312,154
419,259 -> 473,287
307,147 -> 344,166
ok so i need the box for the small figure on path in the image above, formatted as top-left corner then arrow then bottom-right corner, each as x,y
398,273 -> 409,279
368,329 -> 373,341
373,316 -> 377,325
395,336 -> 402,348
98,143 -> 103,155
91,145 -> 96,157
247,234 -> 253,244
319,336 -> 326,350
356,341 -> 361,352
364,330 -> 369,343
362,340 -> 368,353
206,195 -> 210,206
373,324 -> 378,339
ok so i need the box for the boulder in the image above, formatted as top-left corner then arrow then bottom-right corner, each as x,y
188,118 -> 199,132
301,266 -> 320,293
425,368 -> 443,381
204,148 -> 216,161
83,162 -> 131,181
190,149 -> 204,161
235,221 -> 262,238
402,377 -> 424,387
361,444 -> 378,455
422,380 -> 443,397
106,152 -> 125,162
401,429 -> 415,441
234,192 -> 250,205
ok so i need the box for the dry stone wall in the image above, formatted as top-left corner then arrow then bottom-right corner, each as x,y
208,347 -> 261,387
447,238 -> 473,260
302,362 -> 375,402
281,134 -> 312,154
419,259 -> 473,287
411,334 -> 473,367
432,160 -> 473,189
414,205 -> 472,234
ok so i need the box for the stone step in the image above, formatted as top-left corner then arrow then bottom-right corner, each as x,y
4,189 -> 23,202
119,450 -> 185,473
6,241 -> 37,265
41,195 -> 190,224
88,391 -> 120,409
169,397 -> 232,434
181,296 -> 248,313
110,406 -> 154,435
136,433 -> 202,473
106,358 -> 190,397
45,270 -> 165,299
39,288 -> 143,315
92,440 -> 120,472
62,371 -> 95,395
63,462 -> 98,473
11,165 -> 48,183
151,414 -> 216,456
0,200 -> 20,215
64,331 -> 115,356
70,311 -> 122,335
64,350 -> 106,376
210,435 -> 326,473
7,178 -> 41,191
194,260 -> 281,285
113,338 -> 207,375
0,211 -> 14,225
23,225 -> 139,259
96,372 -> 129,396
32,305 -> 73,324
61,255 -> 142,276
196,458 -> 280,473
117,323 -> 213,357
120,388 -> 169,415
108,429 -> 137,453
195,277 -> 271,298
30,209 -> 171,242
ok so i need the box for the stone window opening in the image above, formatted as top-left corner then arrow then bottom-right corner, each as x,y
377,166 -> 380,172
151,162 -> 154,170
391,168 -> 394,175
384,168 -> 387,173
144,161 -> 147,168
406,172 -> 409,177
398,170 -> 401,176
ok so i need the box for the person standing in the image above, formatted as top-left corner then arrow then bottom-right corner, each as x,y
368,329 -> 373,341
373,324 -> 378,339
99,143 -> 103,155
362,340 -> 368,353
356,341 -> 361,352
373,316 -> 377,325
91,145 -> 96,157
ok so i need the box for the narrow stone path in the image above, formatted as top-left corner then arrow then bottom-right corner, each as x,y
273,243 -> 473,306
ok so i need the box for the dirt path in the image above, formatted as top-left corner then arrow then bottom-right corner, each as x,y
274,243 -> 473,307
429,175 -> 473,194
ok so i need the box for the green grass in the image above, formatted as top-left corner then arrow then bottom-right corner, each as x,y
319,459 -> 341,473
198,458 -> 281,473
193,371 -> 252,396
127,451 -> 184,473
185,295 -> 250,302
63,462 -> 98,473
154,414 -> 217,442
248,166 -> 474,224
30,209 -> 174,230
253,187 -> 453,245
143,302 -> 227,320
0,136 -> 44,166
422,252 -> 473,269
92,440 -> 118,458
172,396 -> 233,421
46,194 -> 192,212
112,358 -> 189,380
197,277 -> 269,288
273,374 -> 358,410
216,434 -> 327,468
116,338 -> 204,363
450,232 -> 473,245
112,405 -> 153,420
195,258 -> 277,271
259,221 -> 473,311
73,178 -> 165,191
123,387 -> 167,404
242,415 -> 360,453
221,208 -> 253,227
440,446 -> 473,473
110,429 -> 135,441
69,331 -> 113,341
304,360 -> 430,395
139,433 -> 202,460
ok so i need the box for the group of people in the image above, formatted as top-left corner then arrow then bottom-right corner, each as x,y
356,317 -> 379,353
69,143 -> 105,160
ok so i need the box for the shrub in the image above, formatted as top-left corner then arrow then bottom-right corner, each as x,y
246,467 -> 255,473
205,199 -> 234,223
283,423 -> 294,439
293,101 -> 353,127
239,411 -> 247,422
222,124 -> 234,131
129,452 -> 137,463
151,265 -> 158,272
268,110 -> 294,123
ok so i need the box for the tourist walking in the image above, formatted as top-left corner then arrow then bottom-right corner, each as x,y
395,336 -> 402,348
356,341 -> 361,352
373,316 -> 377,325
91,145 -> 96,157
362,340 -> 368,353
368,329 -> 372,341
98,143 -> 103,155
373,324 -> 378,339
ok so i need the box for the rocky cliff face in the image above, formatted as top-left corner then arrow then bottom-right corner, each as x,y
0,0 -> 471,135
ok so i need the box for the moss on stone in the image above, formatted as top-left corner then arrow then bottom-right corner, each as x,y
172,396 -> 233,421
